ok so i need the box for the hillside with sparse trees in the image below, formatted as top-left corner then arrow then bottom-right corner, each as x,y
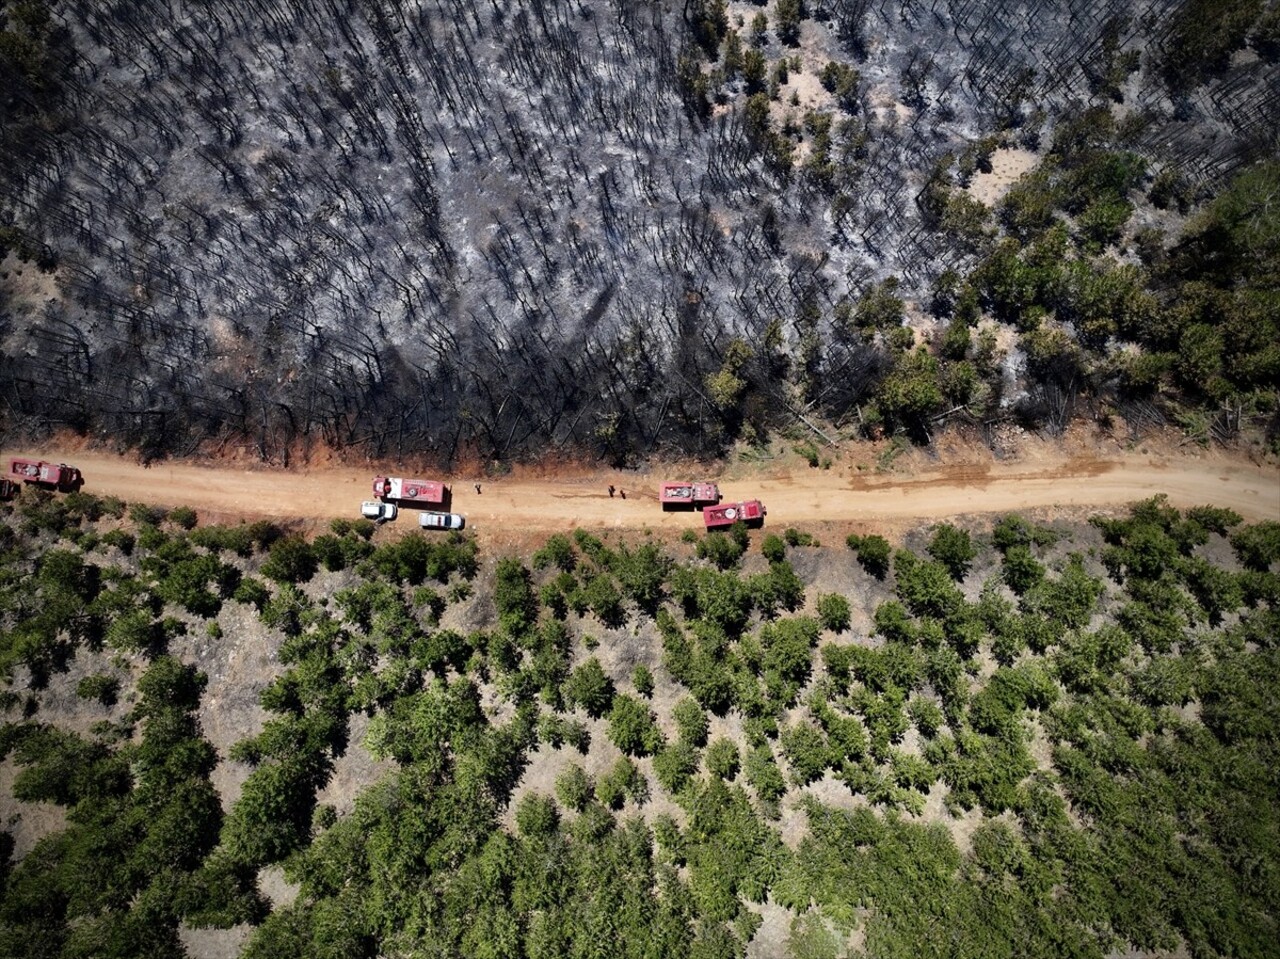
0,488 -> 1277,957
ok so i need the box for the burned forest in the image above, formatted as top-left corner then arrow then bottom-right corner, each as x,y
1,0 -> 1278,464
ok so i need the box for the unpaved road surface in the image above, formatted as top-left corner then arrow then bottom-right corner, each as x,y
5,447 -> 1276,538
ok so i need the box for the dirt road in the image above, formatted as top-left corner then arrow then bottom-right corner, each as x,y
4,447 -> 1275,538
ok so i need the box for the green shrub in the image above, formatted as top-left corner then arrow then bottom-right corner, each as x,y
908,696 -> 944,738
849,642 -> 924,694
147,545 -> 230,617
1231,521 -> 1280,572
1186,505 -> 1243,536
260,536 -> 318,584
221,754 -> 326,865
190,523 -> 258,556
579,572 -> 629,627
539,579 -> 569,619
515,793 -> 560,837
310,533 -> 344,571
787,912 -> 841,959
676,566 -> 754,635
784,528 -> 816,547
890,750 -> 935,792
259,584 -> 310,637
894,550 -> 964,618
371,533 -> 479,585
632,664 -> 655,697
760,560 -> 805,613
781,722 -> 831,785
169,506 -> 199,530
595,771 -> 627,810
612,543 -> 671,612
73,529 -> 100,552
555,764 -> 594,811
232,576 -> 270,611
992,514 -> 1058,551
562,718 -> 591,753
572,528 -> 607,558
848,534 -> 892,579
819,60 -> 861,110
106,608 -> 159,653
101,529 -> 135,556
745,744 -> 787,803
760,616 -> 821,696
538,713 -> 586,750
1002,544 -> 1045,594
674,696 -> 710,746
1131,655 -> 1195,707
607,694 -> 664,757
494,557 -> 538,635
532,533 -> 577,571
816,593 -> 851,633
761,534 -> 787,563
653,813 -> 686,864
706,739 -> 741,779
654,740 -> 700,794
1160,0 -> 1263,89
698,531 -> 746,570
136,523 -> 168,552
76,673 -> 120,706
812,699 -> 869,763
564,658 -> 615,718
969,664 -> 1057,735
927,524 -> 977,580
926,728 -> 1033,814
1020,553 -> 1104,629
596,755 -> 647,809
413,586 -> 447,623
129,503 -> 167,526
96,495 -> 126,519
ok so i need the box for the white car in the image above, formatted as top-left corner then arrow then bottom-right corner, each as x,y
419,511 -> 465,530
361,500 -> 398,522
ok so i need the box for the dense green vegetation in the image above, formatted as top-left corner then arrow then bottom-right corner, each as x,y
919,131 -> 1280,444
0,488 -> 1277,957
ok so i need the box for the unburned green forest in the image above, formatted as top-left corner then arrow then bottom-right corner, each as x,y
0,489 -> 1277,957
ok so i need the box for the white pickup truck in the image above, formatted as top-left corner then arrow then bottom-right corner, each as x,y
361,501 -> 398,523
419,511 -> 465,530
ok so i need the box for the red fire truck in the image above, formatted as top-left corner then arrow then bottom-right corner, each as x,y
703,500 -> 766,529
8,458 -> 83,492
372,475 -> 447,505
659,482 -> 721,509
